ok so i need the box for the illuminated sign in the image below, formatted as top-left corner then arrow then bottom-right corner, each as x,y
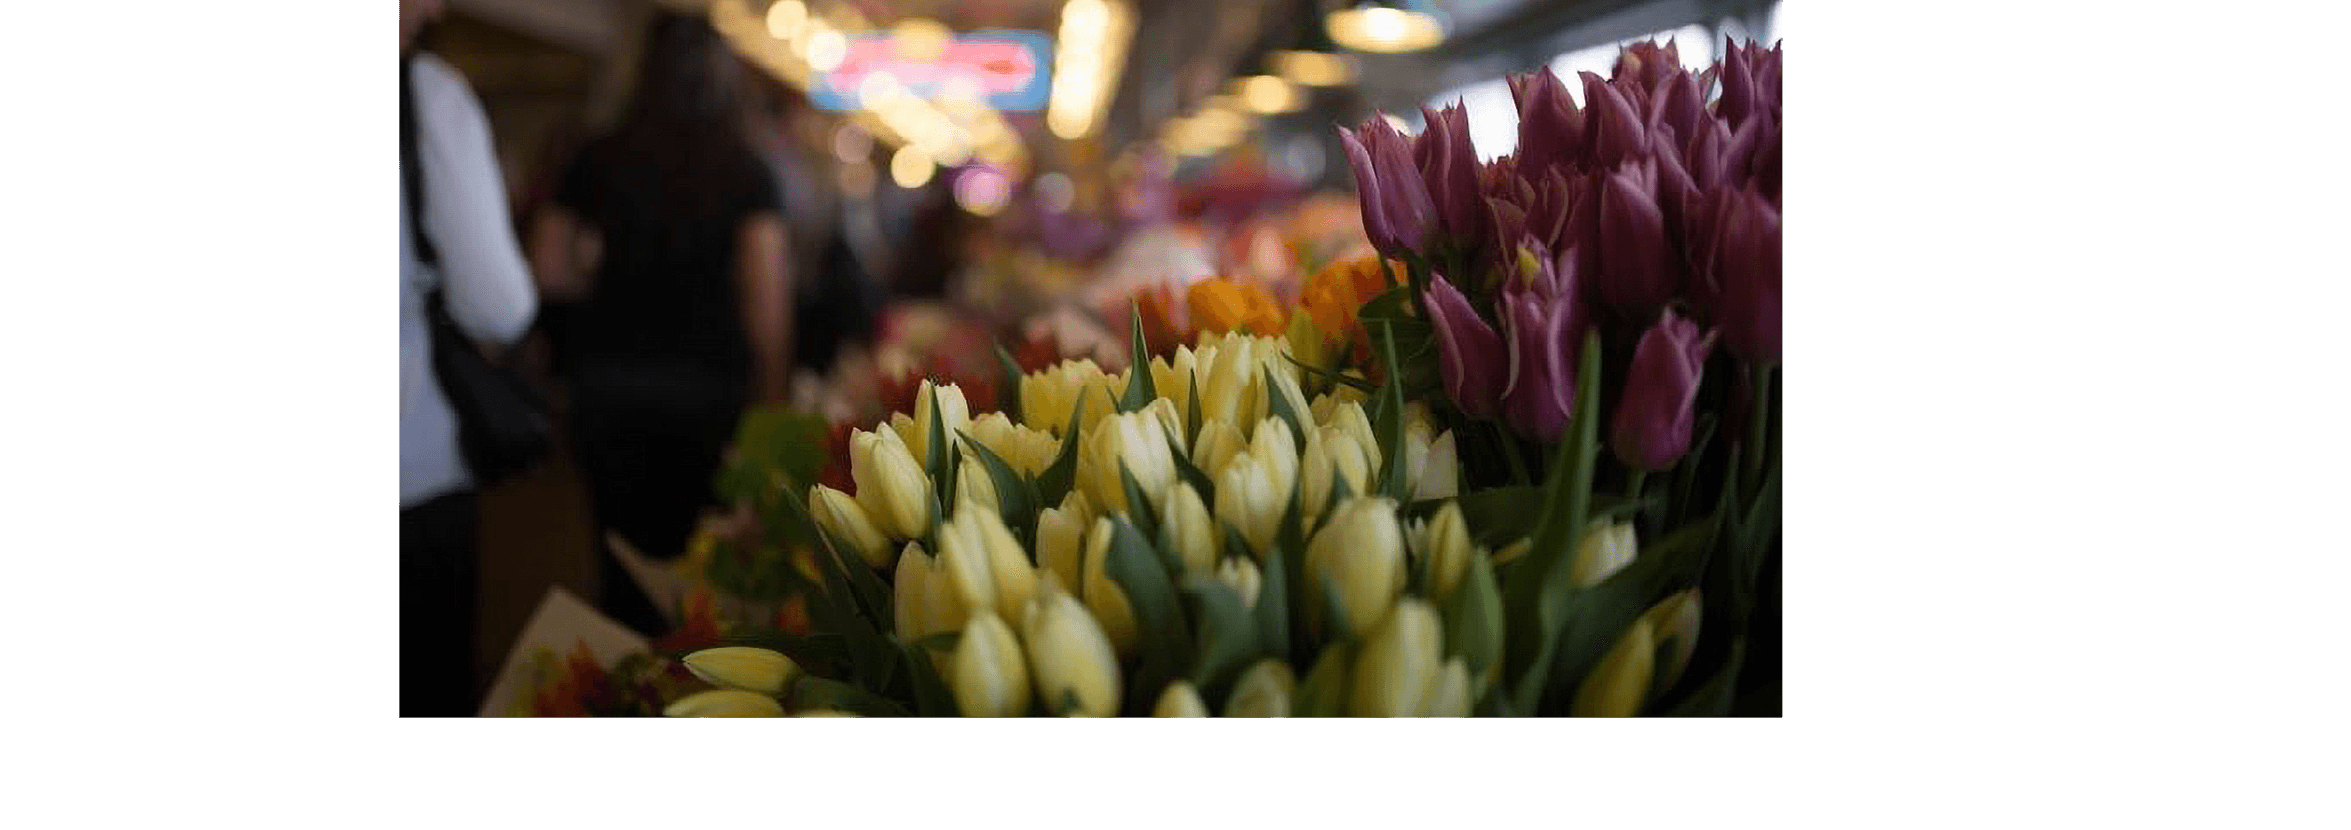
810,29 -> 1052,112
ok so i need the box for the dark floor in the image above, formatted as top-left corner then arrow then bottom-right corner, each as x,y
471,434 -> 601,696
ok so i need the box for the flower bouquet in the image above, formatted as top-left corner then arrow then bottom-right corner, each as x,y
660,37 -> 1778,718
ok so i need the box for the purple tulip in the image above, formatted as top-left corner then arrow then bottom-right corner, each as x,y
1610,309 -> 1718,470
1614,39 -> 1682,92
1719,38 -> 1782,131
1416,102 -> 1487,248
1340,116 -> 1439,258
1582,72 -> 1650,169
1499,286 -> 1578,444
1596,159 -> 1682,316
1511,68 -> 1586,176
1713,188 -> 1780,363
1651,70 -> 1708,149
1422,275 -> 1507,418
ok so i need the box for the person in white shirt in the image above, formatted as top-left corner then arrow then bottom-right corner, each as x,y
400,0 -> 537,716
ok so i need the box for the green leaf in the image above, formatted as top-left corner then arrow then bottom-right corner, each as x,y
1183,577 -> 1262,701
712,407 -> 831,506
1103,519 -> 1192,664
913,631 -> 962,654
1655,637 -> 1744,717
1284,352 -> 1377,393
995,341 -> 1025,418
923,384 -> 952,494
1540,515 -> 1720,710
958,430 -> 1036,543
1317,575 -> 1353,645
1117,301 -> 1158,413
899,643 -> 958,716
1034,388 -> 1089,506
1262,365 -> 1308,455
1373,320 -> 1412,500
1502,329 -> 1607,713
1444,547 -> 1505,690
790,675 -> 912,717
1117,461 -> 1162,540
1293,641 -> 1354,717
1167,432 -> 1215,507
1185,372 -> 1203,447
1253,543 -> 1290,665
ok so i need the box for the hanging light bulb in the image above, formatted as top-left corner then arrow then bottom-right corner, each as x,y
1325,3 -> 1445,54
1272,50 -> 1352,86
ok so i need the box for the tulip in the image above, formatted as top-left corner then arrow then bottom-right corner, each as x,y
1216,556 -> 1262,608
1188,276 -> 1288,337
1244,416 -> 1299,500
1582,72 -> 1649,168
1195,333 -> 1287,439
809,484 -> 891,569
906,379 -> 971,466
938,503 -> 1037,623
681,646 -> 799,696
663,689 -> 784,718
893,540 -> 934,640
1415,428 -> 1459,501
1140,397 -> 1188,457
950,611 -> 1031,717
1596,159 -> 1682,317
1079,517 -> 1140,656
1339,115 -> 1438,258
1499,286 -> 1577,444
966,412 -> 1059,477
1421,275 -> 1506,418
1423,657 -> 1473,717
1159,482 -> 1217,575
1651,69 -> 1708,150
955,454 -> 1000,515
1223,659 -> 1296,717
1304,497 -> 1407,637
1320,400 -> 1382,473
1509,67 -> 1585,177
1612,309 -> 1718,471
1035,491 -> 1091,590
1572,617 -> 1655,717
1022,583 -> 1122,717
1713,188 -> 1780,364
1571,522 -> 1638,588
1153,681 -> 1210,717
1350,598 -> 1444,717
850,426 -> 934,541
1612,38 -> 1681,91
1646,589 -> 1703,691
1417,500 -> 1474,601
1020,359 -> 1115,436
1215,455 -> 1285,555
1300,426 -> 1373,527
1415,101 -> 1486,248
1079,410 -> 1178,517
1191,417 -> 1245,478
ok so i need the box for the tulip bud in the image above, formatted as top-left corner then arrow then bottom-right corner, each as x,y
1140,397 -> 1188,456
681,646 -> 799,696
1080,410 -> 1178,517
950,611 -> 1031,717
1645,589 -> 1702,691
1021,359 -> 1115,436
1350,598 -> 1444,717
1322,400 -> 1382,474
1611,310 -> 1718,471
938,504 -> 1037,623
1571,522 -> 1638,588
1572,617 -> 1655,717
893,541 -> 936,641
1499,288 -> 1577,444
1191,418 -> 1245,478
1216,556 -> 1262,609
967,412 -> 1060,477
850,426 -> 934,540
1423,657 -> 1473,717
1421,276 -> 1505,418
1300,426 -> 1373,527
1022,584 -> 1122,717
955,454 -> 1000,514
907,380 -> 971,465
1340,115 -> 1438,258
1035,491 -> 1091,590
1079,517 -> 1140,656
1153,681 -> 1210,717
1245,416 -> 1299,498
1223,659 -> 1296,717
810,484 -> 892,569
1712,187 -> 1780,364
1417,500 -> 1474,601
663,689 -> 784,718
1214,455 -> 1284,555
1415,102 -> 1488,248
1158,482 -> 1217,575
1415,429 -> 1459,500
1305,497 -> 1407,637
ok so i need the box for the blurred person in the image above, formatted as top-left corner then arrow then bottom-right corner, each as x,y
527,11 -> 790,632
401,0 -> 539,716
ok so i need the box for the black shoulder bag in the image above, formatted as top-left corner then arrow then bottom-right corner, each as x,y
405,54 -> 551,486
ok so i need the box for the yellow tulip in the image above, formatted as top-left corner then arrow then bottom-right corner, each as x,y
950,611 -> 1031,717
1423,657 -> 1473,717
1020,359 -> 1116,436
1216,556 -> 1262,609
955,454 -> 999,515
1191,417 -> 1245,477
1214,455 -> 1284,555
1021,583 -> 1122,717
1158,481 -> 1217,576
1416,500 -> 1474,602
1035,491 -> 1091,590
1079,516 -> 1140,656
1350,598 -> 1443,717
1572,618 -> 1655,717
1646,589 -> 1703,691
663,689 -> 784,717
1571,522 -> 1639,588
1300,425 -> 1374,527
907,379 -> 971,465
1223,659 -> 1296,717
850,425 -> 934,540
1079,410 -> 1178,517
809,484 -> 892,569
681,646 -> 799,696
1305,497 -> 1406,637
937,504 -> 1036,623
1153,681 -> 1210,717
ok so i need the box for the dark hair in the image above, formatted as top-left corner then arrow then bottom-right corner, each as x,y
620,10 -> 741,132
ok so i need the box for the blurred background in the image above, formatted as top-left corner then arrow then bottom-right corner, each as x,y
406,0 -> 1779,709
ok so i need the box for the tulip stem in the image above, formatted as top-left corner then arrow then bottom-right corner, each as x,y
1626,470 -> 1648,504
1493,420 -> 1531,485
1744,364 -> 1774,495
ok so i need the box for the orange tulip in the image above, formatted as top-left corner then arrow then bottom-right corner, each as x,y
1187,277 -> 1287,337
1299,255 -> 1397,364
